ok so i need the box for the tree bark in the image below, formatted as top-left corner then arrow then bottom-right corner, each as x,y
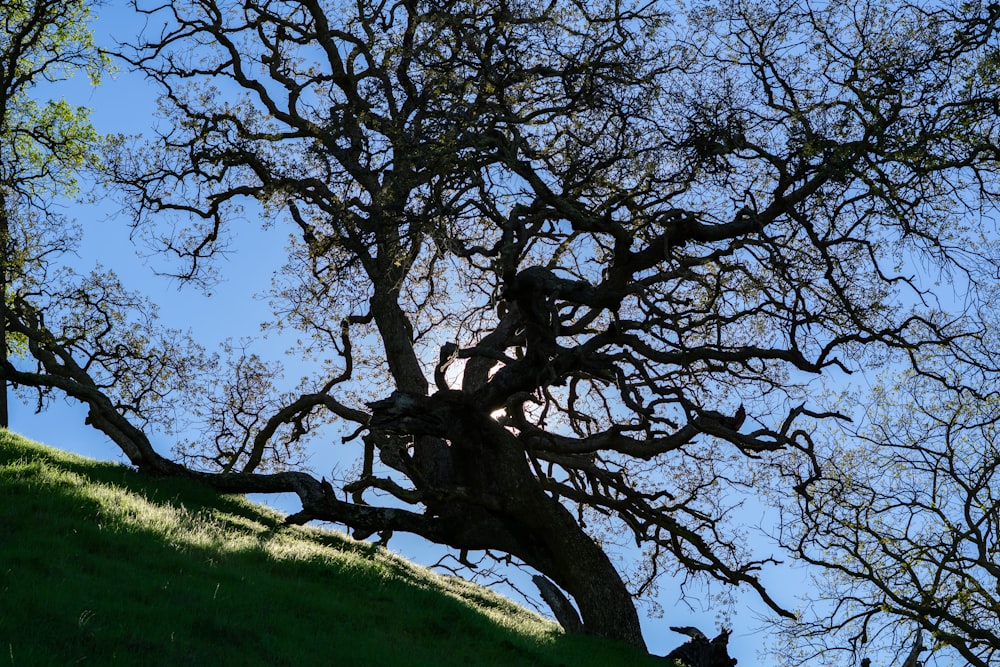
532,575 -> 584,634
511,482 -> 646,648
371,389 -> 648,649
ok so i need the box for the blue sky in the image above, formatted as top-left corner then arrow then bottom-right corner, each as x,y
8,2 -> 814,662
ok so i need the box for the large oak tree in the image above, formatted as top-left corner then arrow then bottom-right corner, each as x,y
7,0 -> 1000,658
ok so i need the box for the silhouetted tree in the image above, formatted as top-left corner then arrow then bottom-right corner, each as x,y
9,0 -> 1000,657
771,350 -> 1000,666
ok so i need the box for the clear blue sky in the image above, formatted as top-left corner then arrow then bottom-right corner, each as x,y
10,3 -> 809,662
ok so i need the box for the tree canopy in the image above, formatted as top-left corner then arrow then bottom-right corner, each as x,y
6,0 -> 1000,662
0,0 -> 107,426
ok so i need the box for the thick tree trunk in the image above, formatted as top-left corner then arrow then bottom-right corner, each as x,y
510,487 -> 646,649
410,389 -> 648,650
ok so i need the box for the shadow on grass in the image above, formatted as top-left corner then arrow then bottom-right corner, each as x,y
0,430 -> 668,667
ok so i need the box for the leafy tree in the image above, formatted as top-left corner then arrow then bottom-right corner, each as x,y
770,346 -> 1000,667
0,0 -> 108,427
10,0 -> 1000,657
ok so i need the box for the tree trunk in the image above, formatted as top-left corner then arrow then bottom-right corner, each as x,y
420,389 -> 648,649
512,487 -> 647,649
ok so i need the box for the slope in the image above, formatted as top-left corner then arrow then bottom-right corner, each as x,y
0,430 -> 669,666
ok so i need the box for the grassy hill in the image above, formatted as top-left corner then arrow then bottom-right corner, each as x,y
0,430 -> 669,666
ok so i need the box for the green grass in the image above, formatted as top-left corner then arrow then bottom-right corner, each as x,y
0,430 -> 668,666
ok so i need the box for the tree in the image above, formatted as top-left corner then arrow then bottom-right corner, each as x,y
9,0 -> 1000,656
769,348 -> 1000,667
0,0 -> 107,427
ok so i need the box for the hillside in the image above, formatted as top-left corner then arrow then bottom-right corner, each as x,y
0,430 -> 669,666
